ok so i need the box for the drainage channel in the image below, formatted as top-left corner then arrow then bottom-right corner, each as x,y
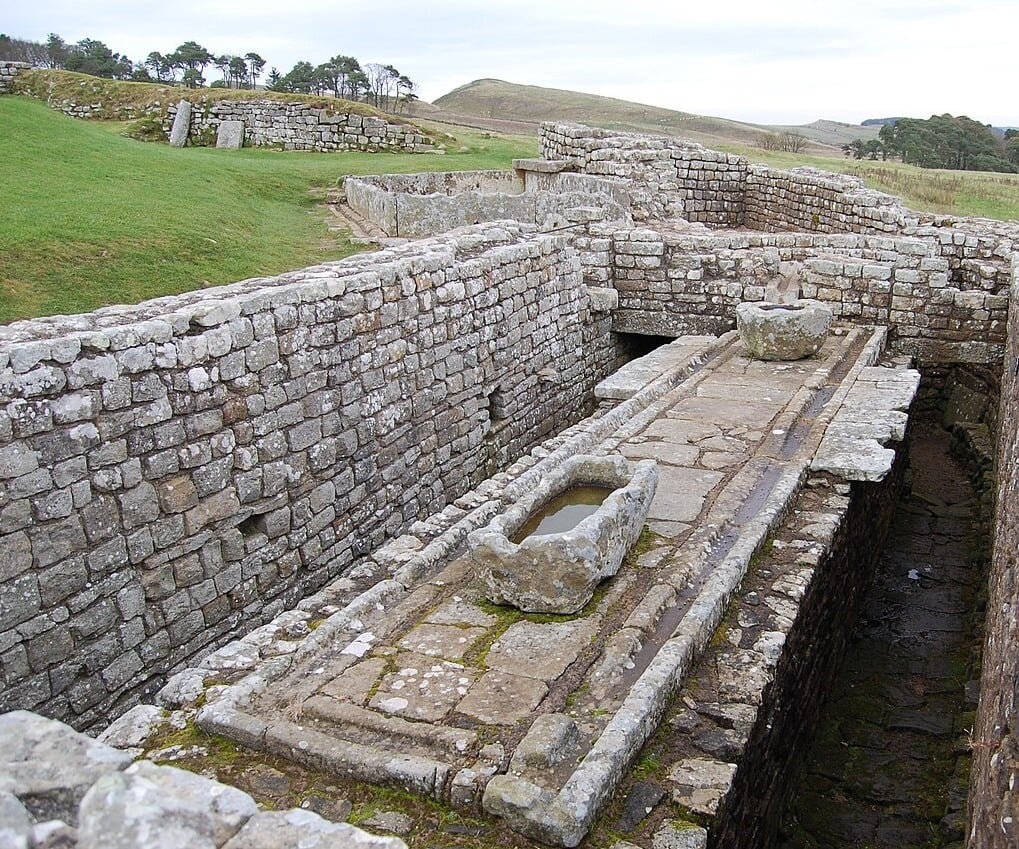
776,421 -> 987,849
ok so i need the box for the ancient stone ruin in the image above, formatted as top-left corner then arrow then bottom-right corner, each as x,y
1,109 -> 1017,849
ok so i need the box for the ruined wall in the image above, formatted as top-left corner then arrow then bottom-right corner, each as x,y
539,122 -> 748,225
744,166 -> 915,234
538,122 -> 925,237
345,170 -> 632,238
0,61 -> 29,94
168,99 -> 433,152
0,224 -> 616,730
607,228 -> 1011,363
967,252 -> 1019,848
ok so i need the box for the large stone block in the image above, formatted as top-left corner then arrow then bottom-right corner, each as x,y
0,710 -> 132,824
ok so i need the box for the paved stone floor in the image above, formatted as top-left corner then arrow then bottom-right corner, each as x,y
193,326 -> 922,844
777,424 -> 981,849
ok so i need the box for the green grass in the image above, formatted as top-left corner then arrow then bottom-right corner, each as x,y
717,142 -> 1019,221
0,96 -> 537,323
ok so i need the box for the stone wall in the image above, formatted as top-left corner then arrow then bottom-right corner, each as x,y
968,252 -> 1019,848
168,99 -> 433,152
344,169 -> 632,238
744,166 -> 916,233
539,122 -> 748,225
0,61 -> 29,94
606,228 -> 1013,364
539,122 -> 918,236
0,223 -> 617,730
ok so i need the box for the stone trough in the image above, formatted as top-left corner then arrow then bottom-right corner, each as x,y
736,299 -> 833,361
469,454 -> 658,614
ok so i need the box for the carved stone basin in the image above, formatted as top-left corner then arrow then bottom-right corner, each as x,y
736,299 -> 833,361
468,455 -> 658,615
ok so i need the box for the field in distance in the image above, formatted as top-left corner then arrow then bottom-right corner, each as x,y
0,96 -> 536,323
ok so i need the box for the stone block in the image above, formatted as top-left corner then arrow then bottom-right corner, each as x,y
216,120 -> 245,149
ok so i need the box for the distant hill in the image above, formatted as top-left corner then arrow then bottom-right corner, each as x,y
862,117 -> 906,127
426,78 -> 877,151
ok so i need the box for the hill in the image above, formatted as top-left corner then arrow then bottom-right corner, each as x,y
428,78 -> 877,151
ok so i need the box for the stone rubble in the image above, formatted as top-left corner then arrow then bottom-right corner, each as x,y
0,710 -> 405,849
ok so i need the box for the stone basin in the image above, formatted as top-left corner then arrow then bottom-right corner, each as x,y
736,299 -> 833,361
468,455 -> 658,614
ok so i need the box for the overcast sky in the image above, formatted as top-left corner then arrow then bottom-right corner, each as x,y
5,0 -> 1015,126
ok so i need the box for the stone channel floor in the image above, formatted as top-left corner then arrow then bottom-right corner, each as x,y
777,424 -> 982,849
189,326 -> 920,846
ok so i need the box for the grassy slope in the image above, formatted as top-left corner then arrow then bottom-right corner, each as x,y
0,96 -> 536,323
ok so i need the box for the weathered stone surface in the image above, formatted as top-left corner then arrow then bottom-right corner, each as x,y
97,704 -> 170,750
77,761 -> 258,849
216,120 -> 244,150
470,455 -> 657,613
221,809 -> 406,848
0,792 -> 31,849
0,710 -> 132,824
168,100 -> 191,148
736,300 -> 833,361
667,757 -> 737,815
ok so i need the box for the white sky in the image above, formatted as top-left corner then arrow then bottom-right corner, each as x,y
4,0 -> 1015,126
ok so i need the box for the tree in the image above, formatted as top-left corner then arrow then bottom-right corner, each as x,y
64,38 -> 133,79
170,41 -> 213,88
213,54 -> 230,86
227,56 -> 248,89
276,60 -> 316,93
244,52 -> 265,90
45,33 -> 69,68
265,66 -> 283,90
145,51 -> 173,82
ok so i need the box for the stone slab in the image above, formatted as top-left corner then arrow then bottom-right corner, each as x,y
168,100 -> 191,148
595,338 -> 716,401
216,120 -> 245,150
485,620 -> 595,681
455,671 -> 548,725
368,653 -> 477,722
396,623 -> 486,661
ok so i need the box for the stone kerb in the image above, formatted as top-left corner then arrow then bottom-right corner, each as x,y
0,222 -> 614,730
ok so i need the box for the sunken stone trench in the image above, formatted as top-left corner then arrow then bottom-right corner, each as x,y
776,421 -> 987,849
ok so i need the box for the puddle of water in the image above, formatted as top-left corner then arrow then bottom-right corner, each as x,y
512,485 -> 616,541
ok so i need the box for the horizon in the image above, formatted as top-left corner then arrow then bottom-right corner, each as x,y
4,0 -> 1016,128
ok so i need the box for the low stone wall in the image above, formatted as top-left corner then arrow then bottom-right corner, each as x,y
607,228 -> 1012,363
0,223 -> 617,730
0,61 -> 29,94
345,169 -> 632,237
968,252 -> 1019,848
168,99 -> 433,152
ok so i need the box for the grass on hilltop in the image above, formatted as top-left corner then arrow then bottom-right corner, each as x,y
0,95 -> 537,323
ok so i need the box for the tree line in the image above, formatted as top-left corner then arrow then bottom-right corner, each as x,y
0,32 -> 416,112
842,114 -> 1019,173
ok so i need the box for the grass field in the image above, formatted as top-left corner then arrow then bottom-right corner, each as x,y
0,96 -> 537,323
